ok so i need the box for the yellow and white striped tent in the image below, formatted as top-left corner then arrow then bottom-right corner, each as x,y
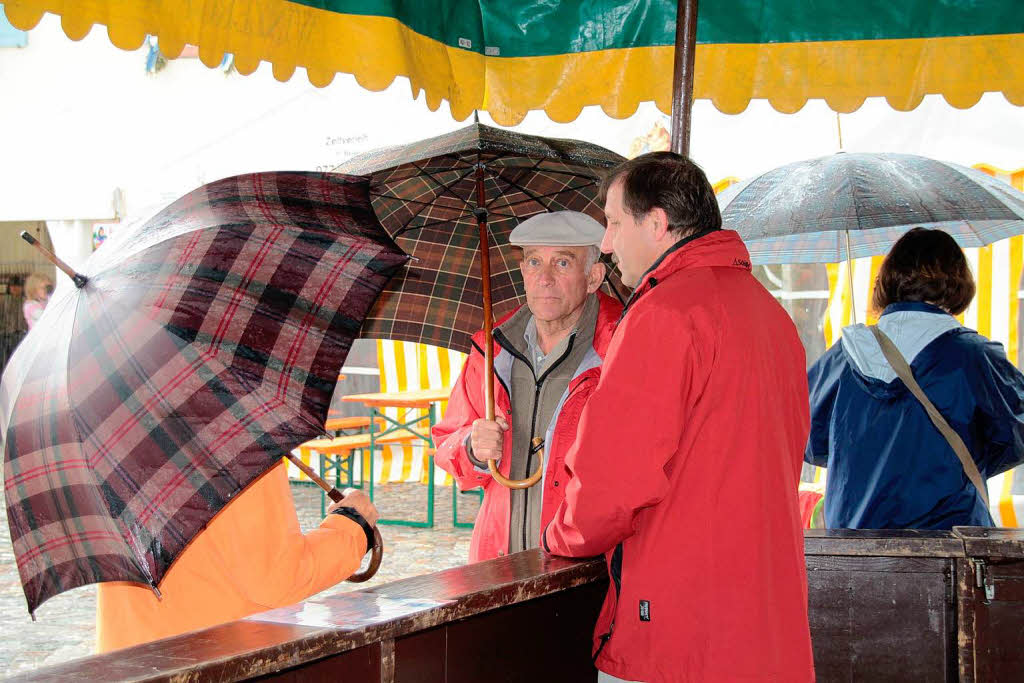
371,340 -> 466,486
288,341 -> 466,486
812,165 -> 1024,526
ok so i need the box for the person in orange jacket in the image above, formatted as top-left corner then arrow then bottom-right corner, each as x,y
96,460 -> 377,653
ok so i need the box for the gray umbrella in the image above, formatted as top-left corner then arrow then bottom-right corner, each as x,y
719,152 -> 1024,265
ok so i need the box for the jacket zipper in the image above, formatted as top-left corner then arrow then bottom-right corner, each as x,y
470,338 -> 511,400
594,541 -> 623,661
494,327 -> 577,551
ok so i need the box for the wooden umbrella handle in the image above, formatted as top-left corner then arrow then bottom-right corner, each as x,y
475,165 -> 541,489
285,454 -> 383,582
345,526 -> 384,584
487,437 -> 544,489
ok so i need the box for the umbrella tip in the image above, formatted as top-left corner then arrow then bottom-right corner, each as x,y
19,230 -> 89,288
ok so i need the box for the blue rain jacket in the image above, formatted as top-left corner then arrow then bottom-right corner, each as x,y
806,302 -> 1024,529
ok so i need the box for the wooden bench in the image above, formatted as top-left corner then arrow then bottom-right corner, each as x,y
298,429 -> 430,460
298,430 -> 436,521
323,415 -> 387,434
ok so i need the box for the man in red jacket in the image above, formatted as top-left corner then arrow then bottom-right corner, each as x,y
432,211 -> 622,561
542,153 -> 814,683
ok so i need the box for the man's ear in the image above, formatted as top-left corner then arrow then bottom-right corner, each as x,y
586,260 -> 606,294
647,208 -> 671,241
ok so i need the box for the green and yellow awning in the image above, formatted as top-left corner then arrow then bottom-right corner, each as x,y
4,0 -> 1023,124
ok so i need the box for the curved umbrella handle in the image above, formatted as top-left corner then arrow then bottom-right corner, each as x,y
284,454 -> 384,581
346,526 -> 383,583
487,437 -> 543,489
474,170 -> 541,490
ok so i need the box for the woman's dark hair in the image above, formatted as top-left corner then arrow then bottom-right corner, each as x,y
872,228 -> 975,315
598,151 -> 721,237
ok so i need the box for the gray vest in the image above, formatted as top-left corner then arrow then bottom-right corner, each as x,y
493,294 -> 600,554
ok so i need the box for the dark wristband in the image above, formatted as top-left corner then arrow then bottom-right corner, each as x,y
330,506 -> 375,554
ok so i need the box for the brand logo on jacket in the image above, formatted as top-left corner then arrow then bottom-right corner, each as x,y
639,600 -> 651,622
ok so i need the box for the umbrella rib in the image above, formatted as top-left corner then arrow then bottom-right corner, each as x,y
484,159 -> 553,211
489,164 -> 603,182
385,161 -> 479,230
371,153 -> 474,183
387,181 -> 602,237
409,160 -> 478,212
486,180 -> 600,213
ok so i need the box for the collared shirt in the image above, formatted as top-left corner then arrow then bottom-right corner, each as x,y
523,316 -> 580,377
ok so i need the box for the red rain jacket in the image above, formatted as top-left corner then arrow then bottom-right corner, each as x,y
432,292 -> 621,562
543,231 -> 814,683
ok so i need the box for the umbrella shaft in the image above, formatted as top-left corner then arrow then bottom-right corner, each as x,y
845,231 -> 857,325
20,231 -> 87,288
475,162 -> 496,421
285,454 -> 343,503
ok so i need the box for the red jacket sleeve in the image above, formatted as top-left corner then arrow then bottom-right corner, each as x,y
431,348 -> 496,491
543,303 -> 709,557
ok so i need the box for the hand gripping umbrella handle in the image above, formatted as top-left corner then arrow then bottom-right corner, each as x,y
487,437 -> 544,489
285,454 -> 383,582
475,167 -> 540,490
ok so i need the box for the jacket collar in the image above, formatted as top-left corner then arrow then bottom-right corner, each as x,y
621,229 -> 752,316
880,301 -> 950,317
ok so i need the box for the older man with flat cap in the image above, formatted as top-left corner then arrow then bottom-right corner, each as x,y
433,211 -> 623,561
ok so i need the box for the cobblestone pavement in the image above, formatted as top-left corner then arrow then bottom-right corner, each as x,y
0,479 -> 481,678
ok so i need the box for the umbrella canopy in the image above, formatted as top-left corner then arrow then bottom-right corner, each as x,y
720,153 -> 1024,264
4,1 -> 1021,124
338,122 -> 625,353
1,171 -> 407,615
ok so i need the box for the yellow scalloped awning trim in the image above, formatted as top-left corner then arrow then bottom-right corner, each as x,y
5,1 -> 1022,126
3,0 -> 488,120
484,34 -> 1024,123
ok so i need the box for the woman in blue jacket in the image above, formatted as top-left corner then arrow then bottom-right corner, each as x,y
806,228 -> 1024,529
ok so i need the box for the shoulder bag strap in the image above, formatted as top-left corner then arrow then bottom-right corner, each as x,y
870,325 -> 989,507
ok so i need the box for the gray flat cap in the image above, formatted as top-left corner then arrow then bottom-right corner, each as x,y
508,211 -> 605,247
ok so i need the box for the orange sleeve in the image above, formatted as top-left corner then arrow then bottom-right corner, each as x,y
97,460 -> 369,653
227,462 -> 368,608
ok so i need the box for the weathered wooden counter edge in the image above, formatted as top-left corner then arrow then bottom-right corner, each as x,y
14,527 -> 1024,682
803,527 -> 967,556
12,551 -> 607,682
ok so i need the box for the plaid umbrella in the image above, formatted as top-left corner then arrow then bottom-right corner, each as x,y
1,171 -> 407,616
720,152 -> 1024,265
337,122 -> 626,354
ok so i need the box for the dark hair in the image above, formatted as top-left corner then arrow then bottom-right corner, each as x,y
872,228 -> 975,315
598,151 -> 721,237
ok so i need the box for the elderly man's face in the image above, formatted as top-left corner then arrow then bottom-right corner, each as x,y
520,245 -> 602,325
